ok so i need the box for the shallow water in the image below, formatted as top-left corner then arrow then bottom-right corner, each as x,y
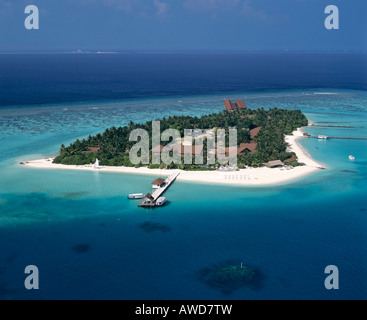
0,89 -> 366,300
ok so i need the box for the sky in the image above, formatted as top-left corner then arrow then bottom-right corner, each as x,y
0,0 -> 366,52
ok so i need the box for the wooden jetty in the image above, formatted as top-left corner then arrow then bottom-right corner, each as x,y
309,135 -> 367,141
310,125 -> 354,128
138,171 -> 180,208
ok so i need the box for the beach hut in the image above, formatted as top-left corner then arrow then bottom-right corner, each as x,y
151,178 -> 166,189
284,156 -> 297,163
264,160 -> 284,168
139,193 -> 155,206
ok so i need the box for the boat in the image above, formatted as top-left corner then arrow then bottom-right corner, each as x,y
138,172 -> 179,208
128,193 -> 145,199
93,158 -> 100,168
155,197 -> 166,206
317,135 -> 328,140
349,155 -> 356,160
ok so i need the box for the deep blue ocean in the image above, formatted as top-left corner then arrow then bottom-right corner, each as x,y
0,53 -> 366,300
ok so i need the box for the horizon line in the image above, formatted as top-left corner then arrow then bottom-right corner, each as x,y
0,49 -> 366,55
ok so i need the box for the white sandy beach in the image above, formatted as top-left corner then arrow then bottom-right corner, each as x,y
21,127 -> 324,186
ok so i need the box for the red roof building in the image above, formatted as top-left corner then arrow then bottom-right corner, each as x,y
151,178 -> 165,187
179,144 -> 204,157
81,147 -> 101,154
250,127 -> 261,140
151,145 -> 164,153
237,142 -> 257,155
220,142 -> 258,157
224,99 -> 236,111
235,99 -> 247,109
284,156 -> 297,163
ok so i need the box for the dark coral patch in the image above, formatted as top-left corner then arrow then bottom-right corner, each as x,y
341,170 -> 358,174
62,192 -> 90,199
197,261 -> 264,295
138,222 -> 171,233
72,244 -> 91,254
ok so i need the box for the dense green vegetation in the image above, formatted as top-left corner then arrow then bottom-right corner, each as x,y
53,108 -> 308,168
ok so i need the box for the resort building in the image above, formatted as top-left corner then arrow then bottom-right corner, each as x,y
152,144 -> 204,159
213,142 -> 257,158
284,156 -> 297,163
249,127 -> 261,140
179,144 -> 204,157
235,99 -> 247,109
224,99 -> 248,111
210,135 -> 258,157
140,193 -> 155,205
151,178 -> 166,189
237,142 -> 257,155
81,147 -> 101,154
224,99 -> 237,111
151,145 -> 164,155
264,160 -> 284,168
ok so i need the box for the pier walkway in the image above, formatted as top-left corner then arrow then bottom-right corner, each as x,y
151,171 -> 180,200
309,136 -> 367,141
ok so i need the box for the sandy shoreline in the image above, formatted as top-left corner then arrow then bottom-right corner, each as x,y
21,127 -> 325,186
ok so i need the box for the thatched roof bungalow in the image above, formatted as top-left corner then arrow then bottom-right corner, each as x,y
264,160 -> 284,168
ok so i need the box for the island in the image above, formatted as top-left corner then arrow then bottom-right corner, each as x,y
22,99 -> 325,186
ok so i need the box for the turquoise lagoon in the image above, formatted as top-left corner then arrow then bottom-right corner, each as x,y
0,89 -> 366,299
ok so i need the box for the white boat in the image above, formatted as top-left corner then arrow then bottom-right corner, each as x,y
155,197 -> 166,206
93,158 -> 100,168
349,155 -> 356,160
317,135 -> 328,140
128,193 -> 145,199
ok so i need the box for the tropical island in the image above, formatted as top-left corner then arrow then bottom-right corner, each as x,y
53,100 -> 308,169
22,99 -> 324,186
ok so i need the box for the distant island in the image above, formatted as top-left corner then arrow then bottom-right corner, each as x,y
53,99 -> 308,170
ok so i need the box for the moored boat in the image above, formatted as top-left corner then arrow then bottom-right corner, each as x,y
156,197 -> 166,206
128,193 -> 145,199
